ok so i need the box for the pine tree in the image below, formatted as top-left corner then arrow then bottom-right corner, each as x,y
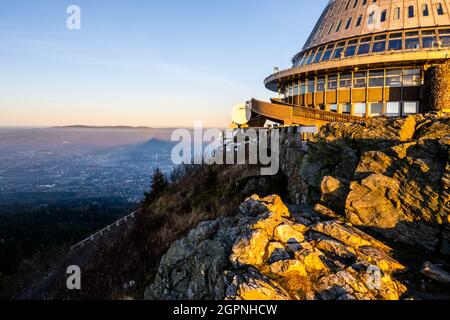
144,167 -> 168,205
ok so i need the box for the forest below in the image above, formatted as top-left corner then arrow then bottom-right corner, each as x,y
0,198 -> 135,299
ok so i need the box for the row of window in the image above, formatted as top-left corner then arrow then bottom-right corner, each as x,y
331,0 -> 379,17
323,1 -> 447,38
284,68 -> 421,96
317,101 -> 419,117
328,2 -> 446,36
293,28 -> 450,67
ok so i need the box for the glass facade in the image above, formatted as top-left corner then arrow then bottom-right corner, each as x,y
292,27 -> 450,68
283,67 -> 421,95
282,67 -> 422,117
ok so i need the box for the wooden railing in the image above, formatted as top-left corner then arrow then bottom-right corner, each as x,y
291,105 -> 366,124
251,98 -> 366,126
69,210 -> 139,253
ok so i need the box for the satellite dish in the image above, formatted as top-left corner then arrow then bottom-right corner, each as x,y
231,102 -> 252,125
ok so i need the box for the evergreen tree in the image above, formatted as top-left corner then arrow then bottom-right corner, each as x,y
144,167 -> 168,205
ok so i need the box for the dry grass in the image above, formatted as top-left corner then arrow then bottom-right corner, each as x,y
57,164 -> 288,300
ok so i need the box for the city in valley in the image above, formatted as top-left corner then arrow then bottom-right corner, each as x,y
0,127 -> 176,204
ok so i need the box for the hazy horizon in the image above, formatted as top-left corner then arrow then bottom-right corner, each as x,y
0,0 -> 325,128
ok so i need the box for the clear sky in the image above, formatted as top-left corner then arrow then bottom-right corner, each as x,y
0,0 -> 326,127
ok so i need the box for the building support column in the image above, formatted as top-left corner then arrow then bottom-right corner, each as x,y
365,71 -> 370,118
425,60 -> 450,112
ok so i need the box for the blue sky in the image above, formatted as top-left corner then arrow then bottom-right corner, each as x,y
0,0 -> 326,127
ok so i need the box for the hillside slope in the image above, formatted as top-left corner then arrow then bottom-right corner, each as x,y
19,113 -> 450,300
145,113 -> 450,300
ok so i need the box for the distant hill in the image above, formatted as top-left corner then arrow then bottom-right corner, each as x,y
51,125 -> 155,130
0,127 -> 180,152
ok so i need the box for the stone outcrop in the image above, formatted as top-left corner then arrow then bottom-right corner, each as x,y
421,262 -> 450,285
282,114 -> 449,255
145,114 -> 449,301
146,195 -> 407,300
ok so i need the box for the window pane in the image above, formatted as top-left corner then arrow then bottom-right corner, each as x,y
307,79 -> 315,93
372,41 -> 386,52
330,104 -> 338,112
403,102 -> 418,114
357,43 -> 371,55
390,33 -> 402,39
440,36 -> 450,47
388,39 -> 403,50
386,76 -> 402,86
353,72 -> 367,88
306,51 -> 316,65
422,30 -> 435,36
386,102 -> 400,116
422,36 -> 437,48
317,78 -> 326,92
321,49 -> 333,62
403,69 -> 421,86
405,38 -> 420,49
369,77 -> 384,87
386,68 -> 402,76
403,69 -> 420,75
386,68 -> 403,86
327,75 -> 338,90
345,45 -> 357,57
403,75 -> 421,86
301,52 -> 310,66
369,70 -> 384,77
371,103 -> 383,115
354,103 -> 366,115
406,31 -> 419,37
341,103 -> 352,114
293,54 -> 304,67
333,47 -> 344,59
339,73 -> 352,88
300,82 -> 306,94
394,7 -> 401,20
408,6 -> 415,18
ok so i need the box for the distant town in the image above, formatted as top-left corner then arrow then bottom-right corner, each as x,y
0,127 -> 176,204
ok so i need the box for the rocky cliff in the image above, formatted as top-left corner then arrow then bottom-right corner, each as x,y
146,113 -> 450,300
293,113 -> 449,257
146,195 -> 407,300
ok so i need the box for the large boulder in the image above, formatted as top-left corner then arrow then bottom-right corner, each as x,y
145,196 -> 407,300
320,176 -> 349,214
346,123 -> 449,253
283,114 -> 450,255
